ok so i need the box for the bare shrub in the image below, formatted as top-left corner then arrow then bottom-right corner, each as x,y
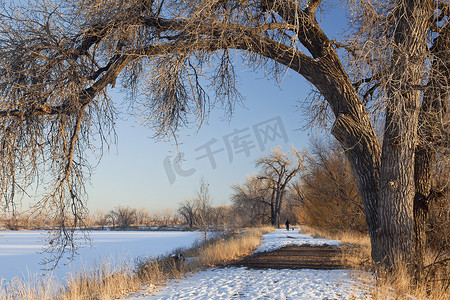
295,139 -> 367,233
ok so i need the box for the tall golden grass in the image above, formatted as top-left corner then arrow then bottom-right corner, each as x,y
0,227 -> 273,300
299,225 -> 449,300
0,257 -> 145,300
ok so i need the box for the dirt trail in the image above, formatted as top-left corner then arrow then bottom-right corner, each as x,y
228,245 -> 350,270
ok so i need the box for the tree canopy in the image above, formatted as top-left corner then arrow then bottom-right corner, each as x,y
0,0 -> 448,275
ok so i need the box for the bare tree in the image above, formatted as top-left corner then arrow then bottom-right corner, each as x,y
161,208 -> 174,226
412,16 -> 450,281
0,0 -> 447,275
343,0 -> 449,277
108,206 -> 136,229
195,177 -> 212,240
179,199 -> 231,229
177,177 -> 212,237
256,147 -> 305,227
231,175 -> 272,226
178,199 -> 197,229
135,208 -> 151,226
283,183 -> 303,225
94,210 -> 110,230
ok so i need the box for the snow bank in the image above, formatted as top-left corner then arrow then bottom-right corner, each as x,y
253,228 -> 341,253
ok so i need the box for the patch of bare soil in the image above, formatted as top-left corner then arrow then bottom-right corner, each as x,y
227,245 -> 351,270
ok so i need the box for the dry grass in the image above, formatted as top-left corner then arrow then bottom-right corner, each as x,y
369,256 -> 449,300
188,227 -> 273,268
0,261 -> 140,300
299,225 -> 450,300
299,225 -> 372,270
136,227 -> 273,280
0,227 -> 273,300
0,276 -> 59,300
60,261 -> 140,300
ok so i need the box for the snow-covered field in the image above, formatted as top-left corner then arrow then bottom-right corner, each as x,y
125,228 -> 372,300
0,230 -> 202,284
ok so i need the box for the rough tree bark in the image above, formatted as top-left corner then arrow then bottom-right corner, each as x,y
414,17 -> 449,281
376,0 -> 433,269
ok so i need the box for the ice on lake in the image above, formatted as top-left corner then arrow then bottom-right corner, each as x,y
0,230 -> 202,284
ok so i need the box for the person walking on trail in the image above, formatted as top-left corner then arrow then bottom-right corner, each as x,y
285,220 -> 290,231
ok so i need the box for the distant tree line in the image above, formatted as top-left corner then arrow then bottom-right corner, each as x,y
0,206 -> 182,231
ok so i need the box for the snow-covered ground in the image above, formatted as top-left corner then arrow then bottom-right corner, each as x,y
129,268 -> 371,299
125,228 -> 372,300
0,230 -> 202,284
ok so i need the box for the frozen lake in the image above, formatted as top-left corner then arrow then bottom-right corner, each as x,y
0,230 -> 202,284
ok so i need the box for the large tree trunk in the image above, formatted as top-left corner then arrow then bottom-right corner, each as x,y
331,110 -> 383,263
270,187 -> 276,226
377,0 -> 432,270
378,103 -> 418,268
274,187 -> 282,227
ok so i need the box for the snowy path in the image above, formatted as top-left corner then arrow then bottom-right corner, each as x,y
126,229 -> 372,299
253,228 -> 341,253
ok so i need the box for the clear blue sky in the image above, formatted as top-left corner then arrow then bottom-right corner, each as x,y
82,3 -> 349,213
